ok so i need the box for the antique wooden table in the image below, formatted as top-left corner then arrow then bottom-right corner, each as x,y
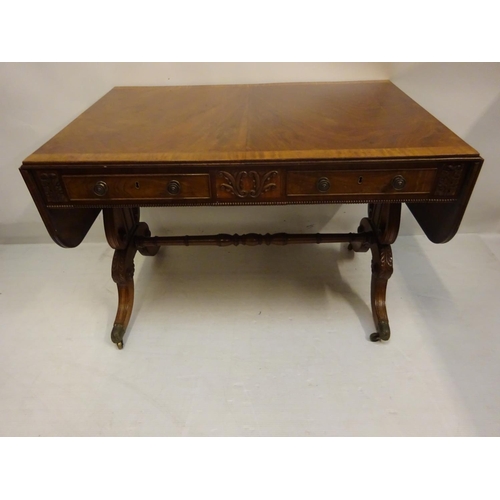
20,81 -> 483,348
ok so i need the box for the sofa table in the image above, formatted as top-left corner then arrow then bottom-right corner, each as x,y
20,81 -> 483,349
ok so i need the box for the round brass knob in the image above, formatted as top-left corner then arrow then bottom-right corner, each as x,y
317,177 -> 331,193
167,180 -> 181,195
93,180 -> 108,197
391,175 -> 406,191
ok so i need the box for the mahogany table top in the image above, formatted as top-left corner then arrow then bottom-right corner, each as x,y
23,81 -> 479,165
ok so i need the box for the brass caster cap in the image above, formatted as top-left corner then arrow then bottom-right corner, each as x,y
117,342 -> 124,350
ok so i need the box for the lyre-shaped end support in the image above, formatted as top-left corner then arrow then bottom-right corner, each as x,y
369,242 -> 393,342
352,203 -> 401,342
110,240 -> 137,349
105,208 -> 159,349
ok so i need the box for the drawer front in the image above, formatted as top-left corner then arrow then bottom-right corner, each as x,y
62,174 -> 211,201
286,169 -> 437,197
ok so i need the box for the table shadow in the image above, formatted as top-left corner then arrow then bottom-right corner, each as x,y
128,241 -> 375,346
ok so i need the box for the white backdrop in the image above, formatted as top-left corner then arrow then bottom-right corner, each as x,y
1,62 -> 499,243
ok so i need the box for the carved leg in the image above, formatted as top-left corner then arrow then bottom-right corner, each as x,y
104,208 -> 159,349
111,243 -> 136,349
351,203 -> 401,342
369,242 -> 393,342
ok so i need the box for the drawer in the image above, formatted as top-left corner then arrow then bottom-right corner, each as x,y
62,174 -> 211,201
286,169 -> 438,197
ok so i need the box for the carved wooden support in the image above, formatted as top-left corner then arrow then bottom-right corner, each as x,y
110,242 -> 136,349
369,240 -> 393,342
368,202 -> 401,245
105,209 -> 159,349
351,203 -> 401,341
107,202 -> 400,347
103,207 -> 140,249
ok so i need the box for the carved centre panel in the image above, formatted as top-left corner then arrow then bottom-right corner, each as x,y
216,170 -> 281,200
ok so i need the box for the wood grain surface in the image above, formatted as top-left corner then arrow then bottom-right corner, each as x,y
23,81 -> 479,164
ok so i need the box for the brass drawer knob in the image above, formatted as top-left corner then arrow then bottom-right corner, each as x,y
391,175 -> 406,191
93,180 -> 108,197
167,180 -> 181,195
317,177 -> 331,193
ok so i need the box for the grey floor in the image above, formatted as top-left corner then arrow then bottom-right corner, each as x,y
1,234 -> 499,436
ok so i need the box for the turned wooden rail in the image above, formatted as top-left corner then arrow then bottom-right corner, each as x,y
134,231 -> 372,249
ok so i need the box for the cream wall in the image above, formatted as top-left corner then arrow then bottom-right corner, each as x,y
390,62 -> 500,234
1,62 -> 498,243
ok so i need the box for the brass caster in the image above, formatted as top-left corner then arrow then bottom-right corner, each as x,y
111,323 -> 126,348
370,320 -> 390,342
